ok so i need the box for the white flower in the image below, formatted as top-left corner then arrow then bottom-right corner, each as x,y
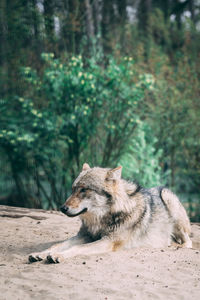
31,109 -> 37,115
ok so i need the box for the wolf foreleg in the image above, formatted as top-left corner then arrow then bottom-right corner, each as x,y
28,234 -> 88,263
46,238 -> 121,263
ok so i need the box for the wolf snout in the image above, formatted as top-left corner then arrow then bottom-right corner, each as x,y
60,205 -> 69,214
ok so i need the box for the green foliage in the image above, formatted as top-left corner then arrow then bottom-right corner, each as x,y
0,53 -> 153,209
120,121 -> 167,187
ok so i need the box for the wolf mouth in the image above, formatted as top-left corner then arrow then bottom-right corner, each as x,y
65,208 -> 88,217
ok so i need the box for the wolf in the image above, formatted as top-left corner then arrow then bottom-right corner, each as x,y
29,163 -> 192,263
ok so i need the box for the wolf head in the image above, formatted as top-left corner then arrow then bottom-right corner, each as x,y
60,163 -> 127,218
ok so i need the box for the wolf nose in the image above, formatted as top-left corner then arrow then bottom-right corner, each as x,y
60,205 -> 69,214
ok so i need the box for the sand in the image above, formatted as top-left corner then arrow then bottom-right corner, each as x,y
0,205 -> 200,300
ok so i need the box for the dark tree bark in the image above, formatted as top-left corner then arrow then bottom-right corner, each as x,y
84,0 -> 95,41
116,0 -> 127,49
138,0 -> 152,35
93,0 -> 102,51
102,0 -> 115,53
31,0 -> 42,57
137,0 -> 152,60
188,0 -> 195,22
93,0 -> 102,37
172,0 -> 189,29
60,0 -> 84,54
44,0 -> 55,48
0,0 -> 8,96
152,0 -> 171,20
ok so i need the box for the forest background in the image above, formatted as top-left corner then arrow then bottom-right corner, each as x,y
0,0 -> 199,221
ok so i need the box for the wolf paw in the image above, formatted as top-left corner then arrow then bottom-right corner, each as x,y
28,252 -> 47,263
169,241 -> 193,250
46,253 -> 64,264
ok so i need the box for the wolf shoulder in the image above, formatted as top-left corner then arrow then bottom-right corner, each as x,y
146,186 -> 190,229
146,186 -> 185,210
146,186 -> 182,205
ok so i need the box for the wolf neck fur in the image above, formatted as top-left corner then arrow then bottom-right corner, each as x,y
110,179 -> 140,213
80,179 -> 145,239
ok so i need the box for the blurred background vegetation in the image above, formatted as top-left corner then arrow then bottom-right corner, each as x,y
0,0 -> 199,221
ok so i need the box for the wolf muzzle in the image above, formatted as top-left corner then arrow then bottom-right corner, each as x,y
60,205 -> 87,217
60,205 -> 69,215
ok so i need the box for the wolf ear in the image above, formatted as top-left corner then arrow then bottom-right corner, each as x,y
82,163 -> 91,171
106,166 -> 122,181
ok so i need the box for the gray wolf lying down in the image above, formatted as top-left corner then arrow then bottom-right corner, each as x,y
29,163 -> 192,263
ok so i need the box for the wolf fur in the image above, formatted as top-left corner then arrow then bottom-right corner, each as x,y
29,163 -> 192,263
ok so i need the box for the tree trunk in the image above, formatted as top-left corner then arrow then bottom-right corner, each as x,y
188,0 -> 195,22
138,0 -> 152,35
31,0 -> 41,55
93,0 -> 102,51
0,0 -> 8,96
137,0 -> 152,61
84,0 -> 95,49
102,0 -> 115,53
61,0 -> 84,54
44,0 -> 54,49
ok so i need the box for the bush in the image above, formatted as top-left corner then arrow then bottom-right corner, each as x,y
119,121 -> 167,187
0,53 -> 155,208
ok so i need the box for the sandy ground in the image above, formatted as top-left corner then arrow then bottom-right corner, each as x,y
0,205 -> 200,300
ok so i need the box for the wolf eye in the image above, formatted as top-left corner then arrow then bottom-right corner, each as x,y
80,188 -> 86,193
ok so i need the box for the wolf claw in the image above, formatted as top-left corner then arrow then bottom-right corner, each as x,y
47,255 -> 57,263
29,254 -> 43,263
28,252 -> 47,263
46,254 -> 63,263
29,255 -> 38,263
